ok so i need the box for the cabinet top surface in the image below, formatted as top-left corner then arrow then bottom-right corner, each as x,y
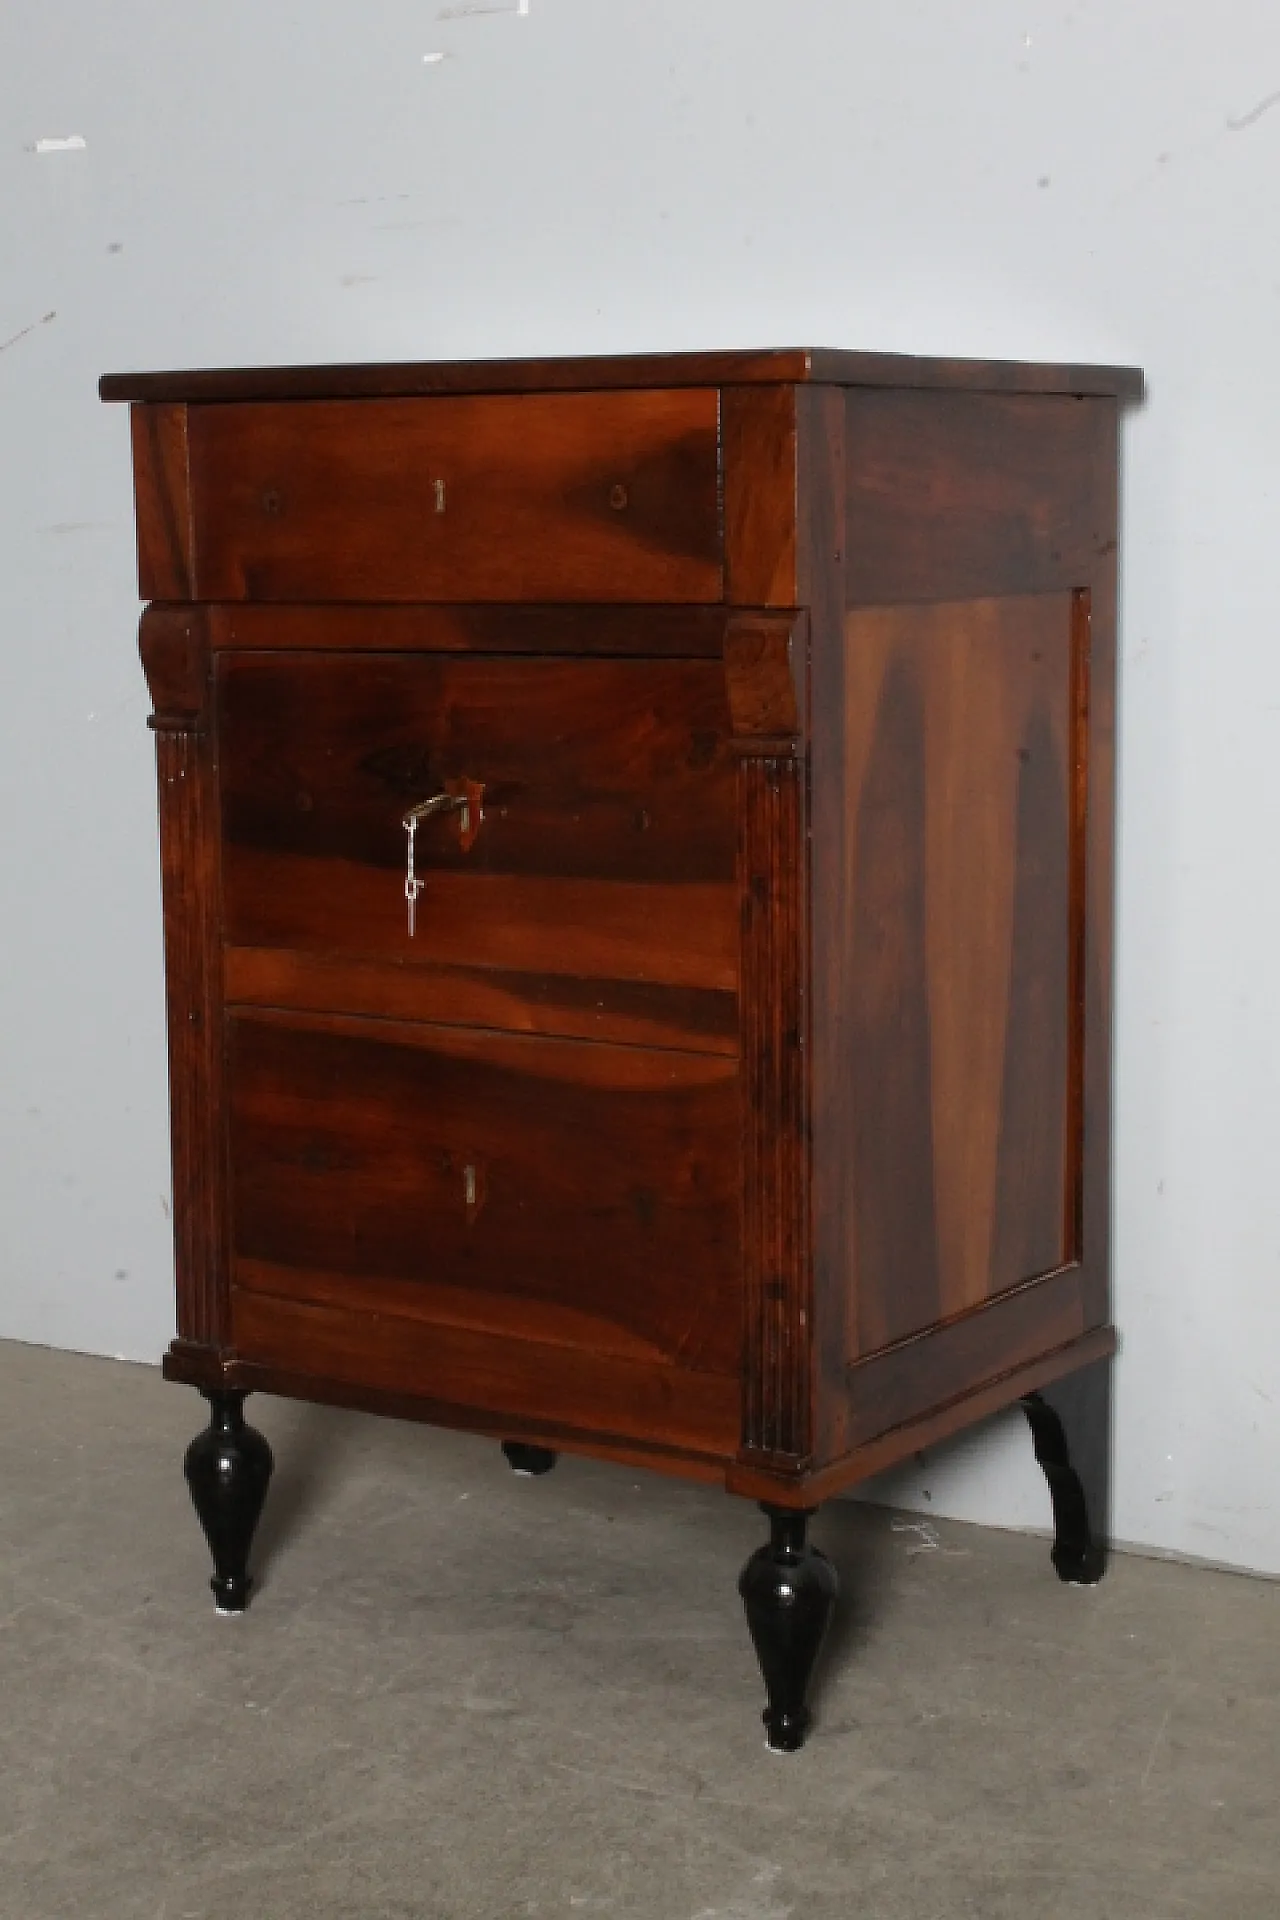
100,346 -> 1144,406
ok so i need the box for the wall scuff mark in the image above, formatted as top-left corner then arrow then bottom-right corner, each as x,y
438,0 -> 528,17
33,136 -> 86,153
1226,88 -> 1280,131
0,311 -> 56,355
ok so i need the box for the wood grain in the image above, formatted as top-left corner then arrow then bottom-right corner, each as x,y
807,387 -> 1122,1478
113,355 -> 1135,1530
130,404 -> 194,599
845,391 -> 1116,605
794,383 -> 850,1466
185,391 -> 722,603
231,1291 -> 739,1459
163,1340 -> 729,1483
722,386 -> 799,607
102,348 -> 1144,407
138,608 -> 227,1348
723,616 -> 805,744
217,649 -> 739,1009
835,593 -> 1075,1357
726,1325 -> 1116,1507
738,754 -> 811,1463
228,1010 -> 742,1379
840,1264 -> 1087,1452
223,948 -> 739,1055
1077,410 -> 1120,1325
203,602 -> 736,657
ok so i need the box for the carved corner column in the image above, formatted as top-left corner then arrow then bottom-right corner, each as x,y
727,616 -> 813,1472
139,606 -> 229,1355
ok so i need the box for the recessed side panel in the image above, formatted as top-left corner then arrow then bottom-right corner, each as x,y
832,592 -> 1079,1361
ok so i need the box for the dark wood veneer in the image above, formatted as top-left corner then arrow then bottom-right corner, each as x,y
102,346 -> 1144,406
228,1009 -> 742,1384
112,347 -> 1139,1749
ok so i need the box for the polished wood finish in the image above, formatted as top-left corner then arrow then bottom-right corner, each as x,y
805,388 -> 1123,1475
130,405 -> 193,599
187,601 -> 735,657
111,346 -> 1139,1747
163,391 -> 722,604
138,608 -> 228,1349
738,751 -> 809,1465
183,1390 -> 273,1612
721,386 -> 798,607
217,648 -> 738,1005
839,1263 -> 1090,1453
222,949 -> 740,1057
228,1010 -> 741,1388
843,391 -> 1117,605
102,347 -> 1144,406
232,1291 -> 739,1458
739,1508 -> 838,1752
726,1325 -> 1116,1506
834,592 -> 1078,1358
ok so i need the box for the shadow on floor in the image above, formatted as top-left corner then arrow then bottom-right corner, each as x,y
249,1401 -> 372,1594
807,1500 -> 901,1724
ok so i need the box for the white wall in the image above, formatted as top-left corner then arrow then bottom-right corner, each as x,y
3,1 -> 1278,1575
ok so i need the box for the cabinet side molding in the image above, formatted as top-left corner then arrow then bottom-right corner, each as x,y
139,606 -> 230,1351
733,614 -> 813,1469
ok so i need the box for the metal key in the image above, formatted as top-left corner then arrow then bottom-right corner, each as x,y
402,792 -> 470,938
404,820 -> 421,938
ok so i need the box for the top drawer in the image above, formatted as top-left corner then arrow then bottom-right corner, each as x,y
134,390 -> 723,604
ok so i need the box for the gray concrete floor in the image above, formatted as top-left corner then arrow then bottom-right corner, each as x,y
1,1341 -> 1276,1919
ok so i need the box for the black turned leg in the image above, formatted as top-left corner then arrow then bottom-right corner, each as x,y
1021,1356 -> 1112,1585
183,1390 -> 274,1613
739,1506 -> 838,1753
501,1440 -> 558,1477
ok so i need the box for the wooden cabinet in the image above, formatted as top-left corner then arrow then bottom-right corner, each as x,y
104,347 -> 1142,1750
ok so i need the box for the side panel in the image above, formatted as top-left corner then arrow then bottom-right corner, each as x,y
810,391 -> 1119,1467
837,591 -> 1079,1356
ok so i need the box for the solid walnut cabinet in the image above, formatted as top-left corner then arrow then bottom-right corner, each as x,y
103,347 -> 1141,1750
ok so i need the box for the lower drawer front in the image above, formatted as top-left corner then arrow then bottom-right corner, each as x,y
227,1011 -> 742,1452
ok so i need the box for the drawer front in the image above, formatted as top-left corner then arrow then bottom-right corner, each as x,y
227,1012 -> 742,1442
218,650 -> 739,1037
185,391 -> 722,602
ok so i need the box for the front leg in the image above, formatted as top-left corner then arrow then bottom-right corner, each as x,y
738,1505 -> 838,1752
1021,1356 -> 1111,1584
183,1389 -> 274,1613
